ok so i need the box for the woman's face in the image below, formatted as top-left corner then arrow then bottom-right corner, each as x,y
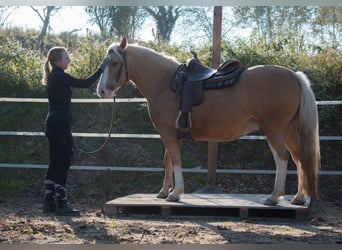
56,50 -> 71,70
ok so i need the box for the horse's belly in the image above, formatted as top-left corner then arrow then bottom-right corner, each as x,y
191,116 -> 260,141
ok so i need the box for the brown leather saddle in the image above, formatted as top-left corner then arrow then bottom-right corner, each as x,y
171,52 -> 245,136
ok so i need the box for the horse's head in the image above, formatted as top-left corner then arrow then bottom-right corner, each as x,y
97,37 -> 129,99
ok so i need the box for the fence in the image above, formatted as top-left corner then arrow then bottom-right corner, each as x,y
0,97 -> 341,175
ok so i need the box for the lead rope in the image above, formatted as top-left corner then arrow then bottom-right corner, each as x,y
74,95 -> 116,154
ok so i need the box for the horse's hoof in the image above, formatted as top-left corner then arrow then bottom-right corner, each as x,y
291,198 -> 305,205
166,194 -> 180,202
156,190 -> 168,199
264,197 -> 279,206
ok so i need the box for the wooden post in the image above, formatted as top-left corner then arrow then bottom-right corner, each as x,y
192,6 -> 223,193
211,6 -> 223,69
207,6 -> 222,188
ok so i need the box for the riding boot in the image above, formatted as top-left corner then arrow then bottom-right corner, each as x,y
43,179 -> 56,213
55,184 -> 80,216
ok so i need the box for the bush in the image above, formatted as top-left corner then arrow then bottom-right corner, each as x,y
0,37 -> 43,97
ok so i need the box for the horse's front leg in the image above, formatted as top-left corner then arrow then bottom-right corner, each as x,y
163,141 -> 184,202
167,160 -> 184,202
157,148 -> 173,199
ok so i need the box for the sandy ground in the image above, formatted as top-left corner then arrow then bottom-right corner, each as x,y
0,196 -> 341,244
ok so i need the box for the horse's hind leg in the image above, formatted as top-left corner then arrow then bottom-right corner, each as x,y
265,134 -> 290,205
285,123 -> 307,205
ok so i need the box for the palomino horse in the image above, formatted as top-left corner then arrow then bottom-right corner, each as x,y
97,37 -> 320,205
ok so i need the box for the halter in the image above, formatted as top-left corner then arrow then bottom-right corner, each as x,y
108,46 -> 129,88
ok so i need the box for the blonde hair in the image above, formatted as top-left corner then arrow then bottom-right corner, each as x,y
42,46 -> 67,85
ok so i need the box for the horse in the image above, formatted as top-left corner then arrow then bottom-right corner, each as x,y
97,37 -> 320,205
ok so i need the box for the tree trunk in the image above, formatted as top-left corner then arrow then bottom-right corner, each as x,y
33,6 -> 56,52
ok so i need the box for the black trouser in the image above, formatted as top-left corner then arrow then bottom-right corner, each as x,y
45,123 -> 74,187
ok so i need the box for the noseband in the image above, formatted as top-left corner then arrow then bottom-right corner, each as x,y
107,47 -> 129,90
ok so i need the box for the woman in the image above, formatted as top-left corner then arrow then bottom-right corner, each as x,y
42,46 -> 109,216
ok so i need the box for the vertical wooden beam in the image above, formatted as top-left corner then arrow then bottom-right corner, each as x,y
207,6 -> 222,188
211,6 -> 223,69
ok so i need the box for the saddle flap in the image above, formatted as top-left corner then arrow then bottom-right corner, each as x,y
182,80 -> 204,113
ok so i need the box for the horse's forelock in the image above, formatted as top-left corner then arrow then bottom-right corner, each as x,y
107,44 -> 124,63
107,43 -> 118,54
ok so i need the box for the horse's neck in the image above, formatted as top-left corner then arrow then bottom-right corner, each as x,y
127,46 -> 179,100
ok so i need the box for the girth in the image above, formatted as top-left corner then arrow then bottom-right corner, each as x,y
171,54 -> 245,136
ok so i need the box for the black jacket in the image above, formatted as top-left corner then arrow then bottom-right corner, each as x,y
45,67 -> 102,125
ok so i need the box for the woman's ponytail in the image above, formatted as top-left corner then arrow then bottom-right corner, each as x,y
42,60 -> 51,85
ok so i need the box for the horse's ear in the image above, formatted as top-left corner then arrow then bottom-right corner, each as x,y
118,36 -> 128,52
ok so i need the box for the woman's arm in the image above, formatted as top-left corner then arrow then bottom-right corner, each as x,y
63,57 -> 110,88
63,69 -> 103,88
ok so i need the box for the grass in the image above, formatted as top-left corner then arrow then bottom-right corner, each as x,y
0,169 -> 26,194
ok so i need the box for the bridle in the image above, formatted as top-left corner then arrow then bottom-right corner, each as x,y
107,46 -> 129,89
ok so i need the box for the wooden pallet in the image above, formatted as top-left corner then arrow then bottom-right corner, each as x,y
105,193 -> 311,220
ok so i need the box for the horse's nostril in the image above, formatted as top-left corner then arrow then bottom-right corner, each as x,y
101,90 -> 105,94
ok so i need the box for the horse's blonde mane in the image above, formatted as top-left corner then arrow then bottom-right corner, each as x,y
108,42 -> 179,64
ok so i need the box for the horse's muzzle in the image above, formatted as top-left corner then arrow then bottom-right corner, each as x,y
97,85 -> 114,99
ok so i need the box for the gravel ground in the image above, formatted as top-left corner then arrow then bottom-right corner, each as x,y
1,168 -> 341,244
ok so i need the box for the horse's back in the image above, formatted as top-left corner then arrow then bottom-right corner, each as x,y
240,65 -> 301,107
190,64 -> 302,140
235,65 -> 301,129
242,64 -> 299,88
202,64 -> 301,112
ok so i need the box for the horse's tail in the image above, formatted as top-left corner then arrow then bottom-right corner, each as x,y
295,71 -> 320,197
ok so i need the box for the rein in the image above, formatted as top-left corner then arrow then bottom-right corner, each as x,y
74,95 -> 116,154
75,47 -> 128,154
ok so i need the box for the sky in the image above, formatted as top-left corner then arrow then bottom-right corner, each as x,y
4,6 -> 254,47
6,7 -> 94,33
4,6 -> 155,42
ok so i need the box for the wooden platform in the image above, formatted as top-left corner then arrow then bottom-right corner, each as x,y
105,193 -> 311,220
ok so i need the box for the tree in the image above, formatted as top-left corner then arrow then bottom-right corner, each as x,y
175,7 -> 234,46
312,7 -> 342,48
232,6 -> 313,44
31,6 -> 61,51
172,7 -> 212,46
143,6 -> 183,43
0,6 -> 11,28
85,6 -> 111,39
86,6 -> 145,41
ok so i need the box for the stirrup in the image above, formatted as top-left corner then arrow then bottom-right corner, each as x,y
175,111 -> 192,132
